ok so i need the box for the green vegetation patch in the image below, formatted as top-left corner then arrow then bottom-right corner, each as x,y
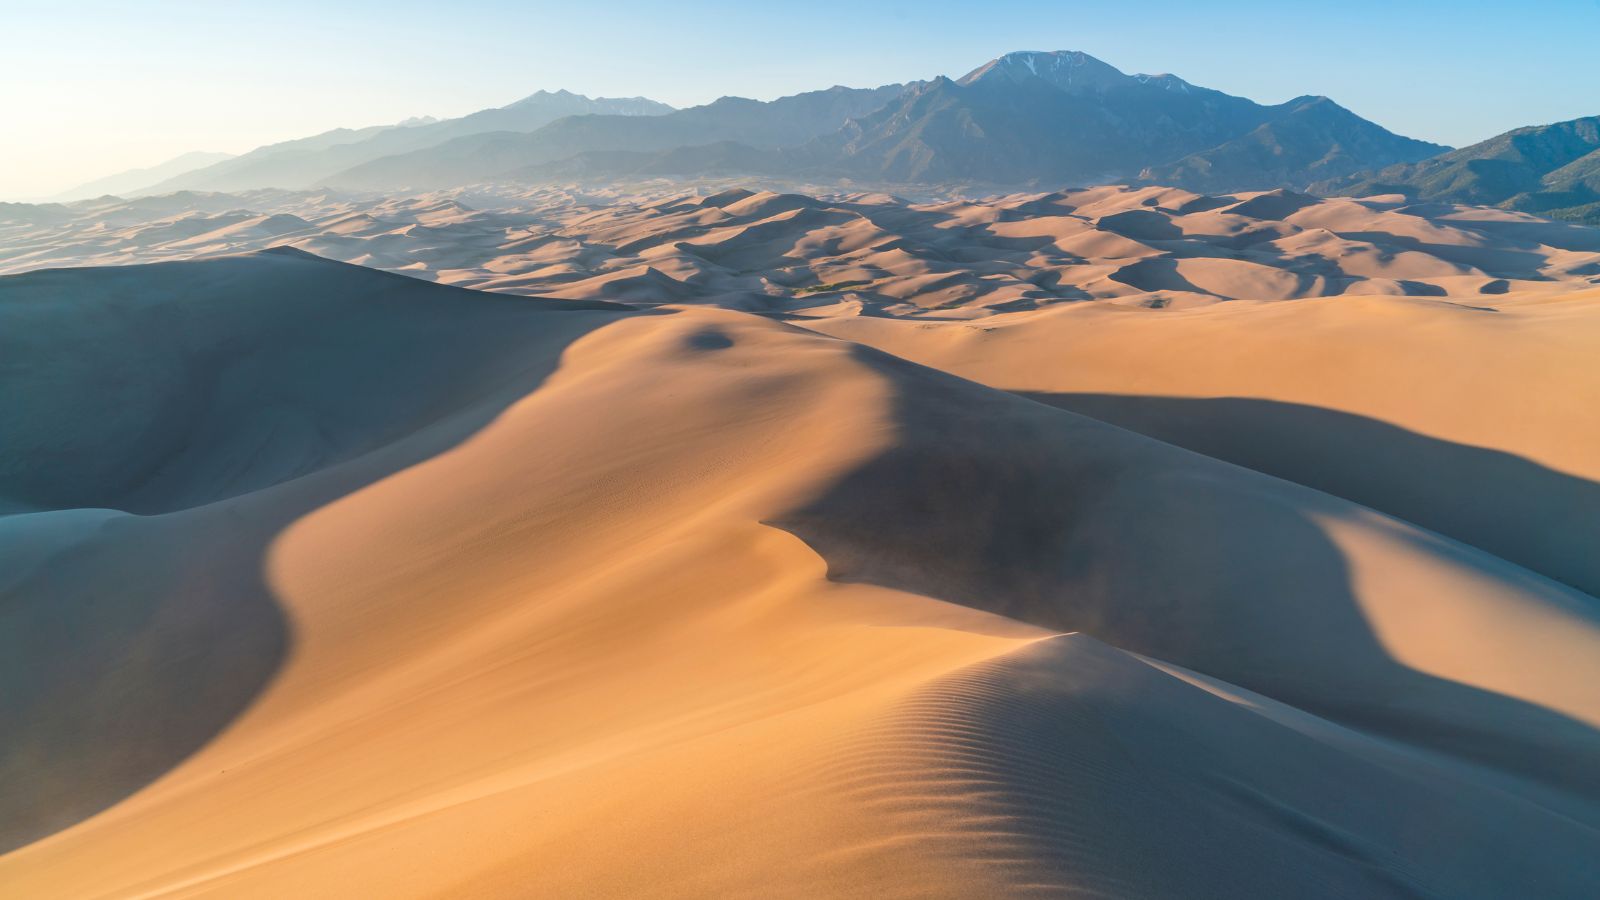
793,279 -> 875,295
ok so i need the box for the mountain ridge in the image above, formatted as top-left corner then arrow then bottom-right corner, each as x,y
1317,115 -> 1600,223
325,83 -> 908,191
1142,95 -> 1446,193
52,151 -> 236,202
495,51 -> 1441,193
72,50 -> 1452,198
144,91 -> 676,195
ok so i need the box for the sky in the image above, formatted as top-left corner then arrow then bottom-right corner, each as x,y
4,0 -> 1599,200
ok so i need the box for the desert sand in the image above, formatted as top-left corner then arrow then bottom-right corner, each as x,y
3,185 -> 1599,897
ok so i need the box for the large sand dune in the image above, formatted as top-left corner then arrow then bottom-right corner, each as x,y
3,188 -> 1599,896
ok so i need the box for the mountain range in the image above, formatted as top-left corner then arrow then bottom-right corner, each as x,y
51,51 -> 1600,215
323,51 -> 1444,192
61,90 -> 674,198
60,51 -> 1453,199
51,151 -> 236,202
821,53 -> 1443,188
329,83 -> 907,191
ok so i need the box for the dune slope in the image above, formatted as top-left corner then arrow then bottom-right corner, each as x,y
3,249 -> 1598,897
805,288 -> 1600,598
0,249 -> 628,854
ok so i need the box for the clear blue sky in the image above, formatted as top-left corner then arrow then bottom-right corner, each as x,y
6,0 -> 1599,198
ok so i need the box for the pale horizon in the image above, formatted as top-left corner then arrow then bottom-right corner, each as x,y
5,0 -> 1600,200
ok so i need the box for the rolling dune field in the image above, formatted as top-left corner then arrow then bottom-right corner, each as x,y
3,185 -> 1598,898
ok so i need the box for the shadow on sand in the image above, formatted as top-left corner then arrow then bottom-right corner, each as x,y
1013,392 -> 1600,601
0,250 -> 632,854
773,347 -> 1600,808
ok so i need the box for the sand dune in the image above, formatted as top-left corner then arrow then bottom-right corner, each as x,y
4,187 -> 1599,897
808,289 -> 1600,598
7,185 -> 1599,307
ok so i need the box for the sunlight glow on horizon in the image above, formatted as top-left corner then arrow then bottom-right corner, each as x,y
4,0 -> 1599,200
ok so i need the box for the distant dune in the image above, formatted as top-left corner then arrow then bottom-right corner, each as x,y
3,184 -> 1599,897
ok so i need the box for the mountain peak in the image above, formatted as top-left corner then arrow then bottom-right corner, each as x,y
957,50 -> 1129,92
1282,95 -> 1358,118
502,90 -> 674,116
1132,73 -> 1195,94
509,88 -> 582,106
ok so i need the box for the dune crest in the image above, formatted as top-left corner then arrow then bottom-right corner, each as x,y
4,179 -> 1599,896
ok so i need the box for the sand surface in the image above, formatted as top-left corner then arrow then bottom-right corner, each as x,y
3,185 -> 1598,897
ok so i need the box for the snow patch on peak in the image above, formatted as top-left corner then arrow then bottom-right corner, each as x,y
960,50 -> 1129,92
1134,73 -> 1193,94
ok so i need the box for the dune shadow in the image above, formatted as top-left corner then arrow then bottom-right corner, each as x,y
1019,270 -> 1094,301
842,198 -> 1088,263
1395,279 -> 1448,296
1013,392 -> 1600,601
771,348 -> 1600,807
1224,191 -> 1321,221
1108,257 -> 1218,296
1172,194 -> 1238,215
1335,231 -> 1552,279
1445,217 -> 1600,254
1097,209 -> 1183,241
0,250 -> 634,854
868,632 -> 1600,897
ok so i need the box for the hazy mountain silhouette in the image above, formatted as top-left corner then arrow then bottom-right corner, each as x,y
326,84 -> 907,191
145,91 -> 674,194
104,51 -> 1447,196
52,151 -> 235,202
391,50 -> 1442,193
